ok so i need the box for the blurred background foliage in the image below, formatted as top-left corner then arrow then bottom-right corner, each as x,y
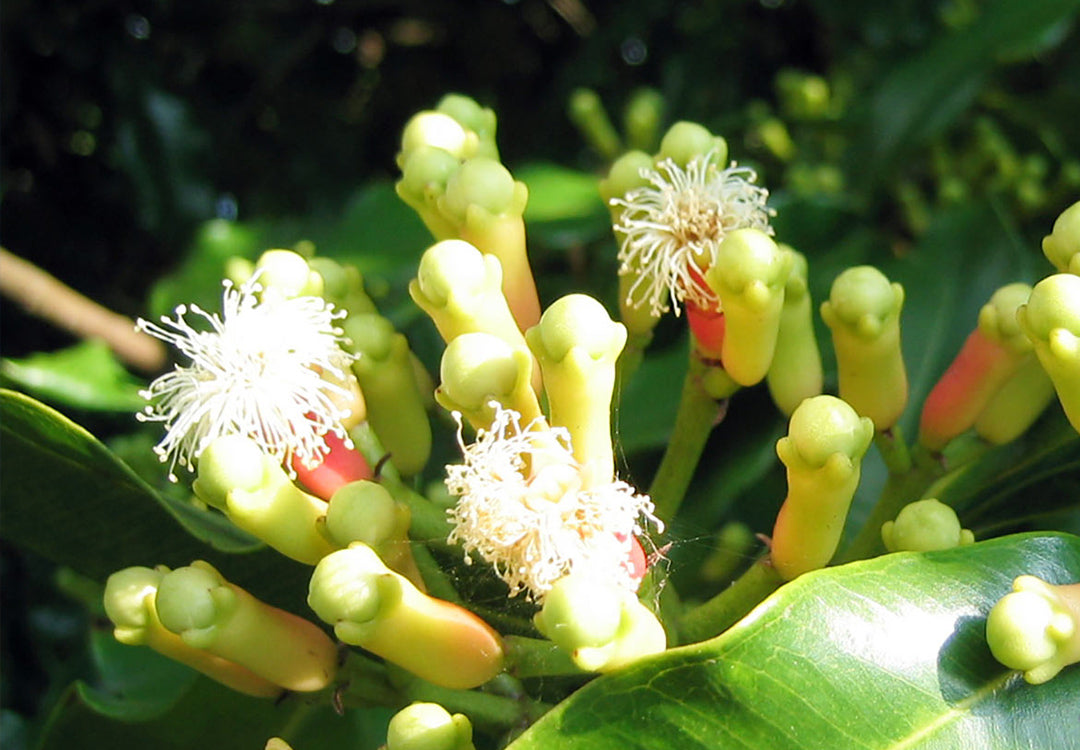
2,0 -> 1078,747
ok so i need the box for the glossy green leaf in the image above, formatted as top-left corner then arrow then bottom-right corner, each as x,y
0,340 -> 146,413
0,390 -> 313,613
510,533 -> 1080,749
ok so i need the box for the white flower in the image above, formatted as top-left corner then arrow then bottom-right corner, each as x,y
611,151 -> 774,317
445,405 -> 659,601
137,277 -> 355,481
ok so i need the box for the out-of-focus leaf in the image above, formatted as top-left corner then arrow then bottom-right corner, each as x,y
0,340 -> 145,412
519,162 -> 606,223
0,390 -> 312,613
38,629 -> 391,750
850,0 -> 1080,192
613,343 -> 688,455
510,533 -> 1080,749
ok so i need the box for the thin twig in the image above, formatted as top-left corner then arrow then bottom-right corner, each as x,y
0,247 -> 166,373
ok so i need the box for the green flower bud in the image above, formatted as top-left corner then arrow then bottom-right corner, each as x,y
325,480 -> 423,589
436,93 -> 498,159
821,266 -> 908,431
103,566 -> 283,698
705,229 -> 793,386
918,283 -> 1034,451
308,543 -> 504,689
568,88 -> 622,160
438,157 -> 539,331
525,295 -> 626,486
881,498 -> 974,553
436,332 -> 542,430
155,561 -> 338,692
192,436 -> 337,565
396,146 -> 463,240
974,354 -> 1056,445
1017,273 -> 1080,432
533,573 -> 666,673
399,112 -> 476,165
387,702 -> 476,750
775,69 -> 831,121
410,240 -> 527,351
600,150 -> 653,218
767,248 -> 824,415
657,122 -> 727,168
253,249 -> 323,301
1042,201 -> 1080,275
699,522 -> 757,583
986,575 -> 1080,685
756,118 -> 796,162
307,257 -> 378,318
771,395 -> 874,580
622,87 -> 665,153
343,314 -> 432,476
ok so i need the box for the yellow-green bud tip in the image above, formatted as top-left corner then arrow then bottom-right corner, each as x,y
782,395 -> 873,469
192,435 -> 270,509
103,566 -> 165,635
977,282 -> 1032,351
325,481 -> 401,549
823,266 -> 903,338
437,94 -> 496,141
658,121 -> 727,167
400,112 -> 472,162
599,150 -> 653,204
527,294 -> 626,364
155,561 -> 230,635
986,575 -> 1080,684
307,544 -> 391,632
1019,274 -> 1080,342
254,249 -> 322,299
710,229 -> 789,301
534,574 -> 623,651
415,239 -> 493,308
387,702 -> 475,750
1042,201 -> 1080,274
343,313 -> 396,363
881,498 -> 974,552
399,147 -> 462,202
441,157 -> 522,221
439,332 -> 529,413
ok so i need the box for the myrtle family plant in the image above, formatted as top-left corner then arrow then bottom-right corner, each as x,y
3,84 -> 1080,750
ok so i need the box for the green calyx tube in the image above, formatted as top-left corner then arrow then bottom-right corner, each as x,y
103,566 -> 284,698
821,266 -> 908,431
704,228 -> 792,387
533,573 -> 666,673
308,543 -> 505,689
154,561 -> 338,692
770,395 -> 874,580
525,294 -> 626,487
343,313 -> 433,476
766,247 -> 823,415
1016,273 -> 1080,433
192,435 -> 337,565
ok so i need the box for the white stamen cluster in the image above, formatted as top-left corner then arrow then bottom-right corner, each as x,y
137,278 -> 355,481
445,406 -> 658,601
611,151 -> 774,317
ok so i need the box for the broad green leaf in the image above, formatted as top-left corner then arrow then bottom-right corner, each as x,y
0,390 -> 312,613
1,340 -> 145,412
510,533 -> 1080,749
